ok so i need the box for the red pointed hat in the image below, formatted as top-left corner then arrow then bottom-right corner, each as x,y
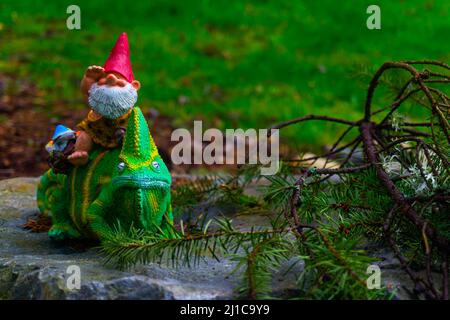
103,32 -> 135,83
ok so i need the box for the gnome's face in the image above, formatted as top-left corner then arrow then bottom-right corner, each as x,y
84,32 -> 141,120
88,72 -> 141,119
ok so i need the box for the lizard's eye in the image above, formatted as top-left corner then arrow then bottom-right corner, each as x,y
117,162 -> 125,172
152,161 -> 160,171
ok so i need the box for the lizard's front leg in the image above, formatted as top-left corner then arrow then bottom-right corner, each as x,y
86,184 -> 114,239
139,187 -> 172,232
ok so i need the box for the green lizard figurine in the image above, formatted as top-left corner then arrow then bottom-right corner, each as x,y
37,33 -> 173,241
37,106 -> 173,241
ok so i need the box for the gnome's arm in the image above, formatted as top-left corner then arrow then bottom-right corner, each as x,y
81,65 -> 105,100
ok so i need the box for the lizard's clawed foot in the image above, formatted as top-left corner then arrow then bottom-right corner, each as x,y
48,224 -> 81,241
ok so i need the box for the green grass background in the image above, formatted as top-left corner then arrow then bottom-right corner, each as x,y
0,0 -> 448,150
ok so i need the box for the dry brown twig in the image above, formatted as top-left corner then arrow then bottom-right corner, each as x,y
270,60 -> 449,299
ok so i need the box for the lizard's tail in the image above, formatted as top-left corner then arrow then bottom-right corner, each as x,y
36,169 -> 66,217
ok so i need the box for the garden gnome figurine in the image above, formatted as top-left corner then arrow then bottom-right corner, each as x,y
38,33 -> 173,241
45,125 -> 76,154
45,124 -> 78,174
68,32 -> 141,166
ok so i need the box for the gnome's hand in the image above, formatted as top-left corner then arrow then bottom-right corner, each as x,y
81,65 -> 105,98
85,65 -> 105,81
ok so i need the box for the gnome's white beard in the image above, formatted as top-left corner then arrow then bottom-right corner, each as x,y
88,82 -> 138,119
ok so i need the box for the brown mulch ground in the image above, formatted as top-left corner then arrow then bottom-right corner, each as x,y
22,213 -> 53,233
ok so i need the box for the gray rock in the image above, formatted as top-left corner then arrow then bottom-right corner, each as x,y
0,177 -> 299,300
2,177 -> 439,300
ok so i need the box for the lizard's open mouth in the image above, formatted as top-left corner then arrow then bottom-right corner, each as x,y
111,175 -> 171,190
